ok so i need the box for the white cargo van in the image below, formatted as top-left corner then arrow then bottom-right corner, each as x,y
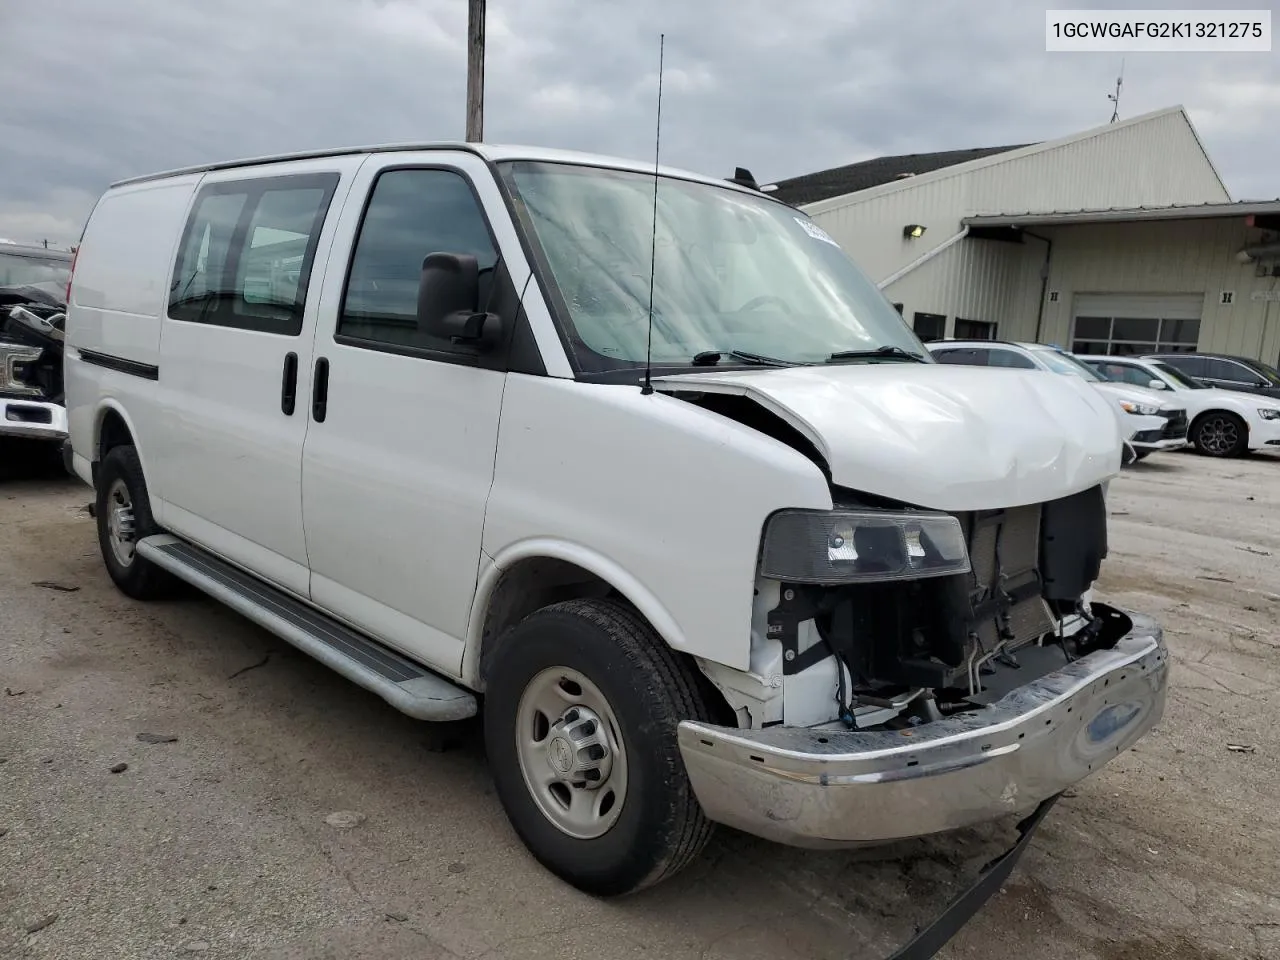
64,143 -> 1169,903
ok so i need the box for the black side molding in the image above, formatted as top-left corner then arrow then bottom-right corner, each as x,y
77,348 -> 160,381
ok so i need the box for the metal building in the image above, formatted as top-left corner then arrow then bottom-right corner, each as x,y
766,105 -> 1280,367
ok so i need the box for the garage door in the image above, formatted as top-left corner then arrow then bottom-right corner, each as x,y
1071,294 -> 1204,356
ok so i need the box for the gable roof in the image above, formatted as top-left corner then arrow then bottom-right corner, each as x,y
765,106 -> 1228,214
766,144 -> 1032,206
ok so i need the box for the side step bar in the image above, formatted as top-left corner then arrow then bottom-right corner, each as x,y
136,535 -> 477,722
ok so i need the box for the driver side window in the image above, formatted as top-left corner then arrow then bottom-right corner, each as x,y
339,168 -> 499,354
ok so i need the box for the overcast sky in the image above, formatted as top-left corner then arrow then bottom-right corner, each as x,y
1,0 -> 1277,247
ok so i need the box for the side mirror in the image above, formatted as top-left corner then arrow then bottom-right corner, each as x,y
416,252 -> 503,350
1148,379 -> 1167,390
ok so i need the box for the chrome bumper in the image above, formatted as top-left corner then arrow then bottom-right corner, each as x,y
0,396 -> 68,442
677,612 -> 1169,848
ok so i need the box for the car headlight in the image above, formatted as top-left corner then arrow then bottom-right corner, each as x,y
1119,400 -> 1160,416
760,509 -> 971,584
1259,408 -> 1280,421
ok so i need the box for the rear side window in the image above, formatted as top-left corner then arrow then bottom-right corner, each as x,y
337,168 -> 499,355
1204,358 -> 1258,383
169,173 -> 339,335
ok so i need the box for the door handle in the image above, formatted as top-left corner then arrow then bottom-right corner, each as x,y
281,352 -> 298,415
312,356 -> 329,423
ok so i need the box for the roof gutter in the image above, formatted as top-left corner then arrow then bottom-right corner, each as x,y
877,226 -> 970,289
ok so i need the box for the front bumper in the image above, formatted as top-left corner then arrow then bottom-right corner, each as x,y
0,396 -> 67,442
678,611 -> 1168,848
1129,435 -> 1188,452
1249,416 -> 1280,449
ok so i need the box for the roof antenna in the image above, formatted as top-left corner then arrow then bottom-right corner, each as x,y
640,33 -> 665,396
1108,58 -> 1124,123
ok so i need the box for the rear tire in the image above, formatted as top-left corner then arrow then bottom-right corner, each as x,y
1191,412 -> 1248,458
95,445 -> 176,600
483,598 -> 715,897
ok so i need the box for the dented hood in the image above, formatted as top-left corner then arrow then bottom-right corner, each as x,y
655,363 -> 1122,511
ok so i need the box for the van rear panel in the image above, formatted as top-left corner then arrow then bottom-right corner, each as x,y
65,175 -> 200,478
68,175 -> 200,368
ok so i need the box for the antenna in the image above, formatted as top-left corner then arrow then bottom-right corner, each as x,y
640,33 -> 665,396
1107,58 -> 1125,123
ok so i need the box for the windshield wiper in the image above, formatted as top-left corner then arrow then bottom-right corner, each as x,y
691,349 -> 804,367
826,345 -> 925,363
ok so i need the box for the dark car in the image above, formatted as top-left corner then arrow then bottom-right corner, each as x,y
0,243 -> 73,468
1147,351 -> 1280,400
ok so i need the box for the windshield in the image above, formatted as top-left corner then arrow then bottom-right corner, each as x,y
0,251 -> 71,297
1150,361 -> 1207,389
499,161 -> 926,371
1031,347 -> 1102,382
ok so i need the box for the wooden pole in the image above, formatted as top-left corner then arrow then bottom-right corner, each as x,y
466,0 -> 485,142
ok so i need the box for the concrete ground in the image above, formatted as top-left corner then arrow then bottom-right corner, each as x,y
2,442 -> 1278,960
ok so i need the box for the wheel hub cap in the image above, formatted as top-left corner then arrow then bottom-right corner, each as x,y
515,667 -> 628,840
544,706 -> 613,786
105,479 -> 137,565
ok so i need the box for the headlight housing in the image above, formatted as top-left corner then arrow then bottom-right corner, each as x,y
1258,408 -> 1280,421
1119,400 -> 1160,416
760,509 -> 971,584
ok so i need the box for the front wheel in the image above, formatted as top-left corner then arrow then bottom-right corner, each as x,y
483,599 -> 715,897
1192,412 -> 1248,458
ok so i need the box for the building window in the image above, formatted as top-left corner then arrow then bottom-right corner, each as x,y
954,318 -> 996,340
912,311 -> 945,342
169,173 -> 339,336
1072,315 -> 1201,356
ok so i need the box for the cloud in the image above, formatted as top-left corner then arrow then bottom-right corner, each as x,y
1,0 -> 1276,247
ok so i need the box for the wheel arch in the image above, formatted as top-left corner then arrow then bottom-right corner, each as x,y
1190,407 -> 1249,438
91,400 -> 147,488
462,541 -> 737,723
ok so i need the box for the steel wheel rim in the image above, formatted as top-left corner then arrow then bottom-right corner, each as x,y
105,478 -> 137,566
1200,416 -> 1238,455
515,666 -> 628,839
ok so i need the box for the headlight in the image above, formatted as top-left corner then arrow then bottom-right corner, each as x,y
1119,400 -> 1160,416
760,509 -> 971,584
1259,408 -> 1280,421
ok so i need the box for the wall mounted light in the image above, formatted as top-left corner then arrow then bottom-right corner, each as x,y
903,224 -> 926,239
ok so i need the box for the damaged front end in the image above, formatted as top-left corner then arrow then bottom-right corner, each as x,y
0,284 -> 69,446
677,481 -> 1169,852
766,483 -> 1126,730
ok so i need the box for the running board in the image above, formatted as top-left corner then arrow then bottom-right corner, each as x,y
136,535 -> 477,722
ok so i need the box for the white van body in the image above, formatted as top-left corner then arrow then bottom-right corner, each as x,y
64,143 -> 1169,901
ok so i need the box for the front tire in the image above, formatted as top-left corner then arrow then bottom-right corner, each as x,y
95,445 -> 176,600
483,598 -> 715,897
1192,412 -> 1248,458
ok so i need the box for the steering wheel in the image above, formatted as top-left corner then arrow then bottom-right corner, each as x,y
733,295 -> 792,315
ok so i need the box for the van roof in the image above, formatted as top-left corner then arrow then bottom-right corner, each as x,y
108,142 -> 768,198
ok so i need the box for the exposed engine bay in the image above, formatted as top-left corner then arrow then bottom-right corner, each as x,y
1,284 -> 67,405
768,483 -> 1132,730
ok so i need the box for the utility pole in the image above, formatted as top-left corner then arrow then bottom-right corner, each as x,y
466,0 -> 485,142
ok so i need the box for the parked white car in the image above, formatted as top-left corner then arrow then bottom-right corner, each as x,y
927,340 -> 1189,460
1081,354 -> 1280,458
62,143 -> 1169,919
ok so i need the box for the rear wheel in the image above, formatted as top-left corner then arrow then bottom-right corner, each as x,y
95,445 -> 176,599
483,598 -> 715,897
1192,412 -> 1248,458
